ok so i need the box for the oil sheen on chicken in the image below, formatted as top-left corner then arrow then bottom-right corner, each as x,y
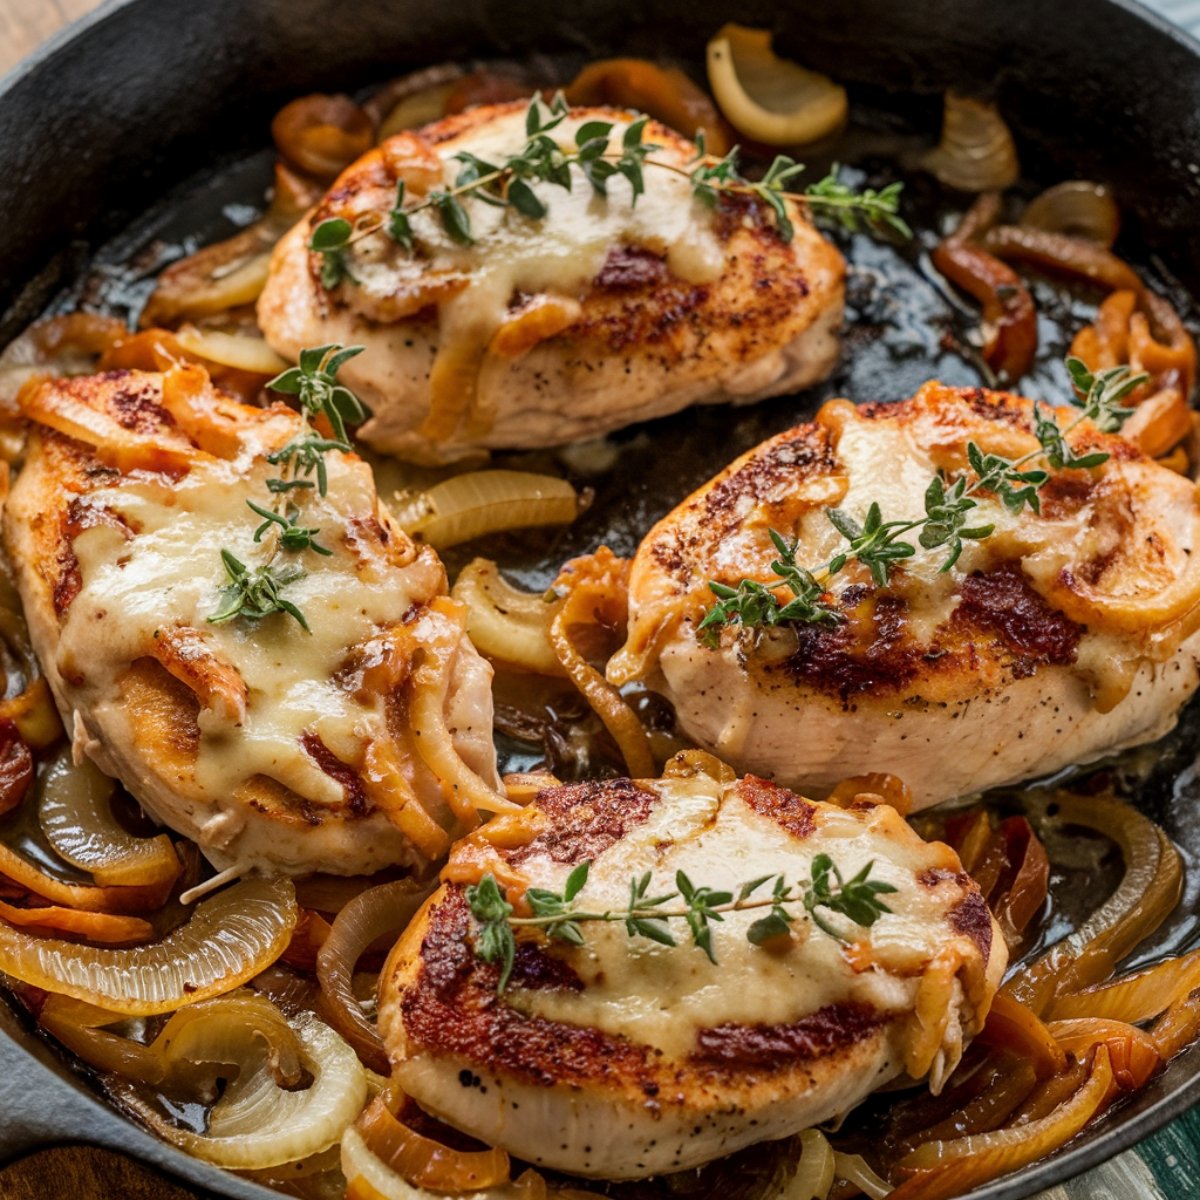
379,766 -> 1005,1179
609,384 -> 1200,809
258,103 -> 845,463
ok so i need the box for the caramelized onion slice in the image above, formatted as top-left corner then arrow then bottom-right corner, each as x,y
343,1127 -> 551,1200
706,25 -> 846,146
1021,181 -> 1120,248
922,93 -> 1019,192
1049,946 -> 1200,1024
1048,1018 -> 1160,1091
0,836 -> 171,914
317,878 -> 434,1073
551,550 -> 655,779
37,747 -> 180,888
567,59 -> 732,154
891,1047 -> 1113,1199
390,471 -> 579,550
452,559 -> 561,675
272,93 -> 375,179
0,900 -> 153,944
0,876 -> 297,1013
1005,794 -> 1181,1015
358,1096 -> 512,1191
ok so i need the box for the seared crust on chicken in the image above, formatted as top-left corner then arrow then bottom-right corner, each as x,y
610,384 -> 1200,809
4,366 -> 506,875
379,767 -> 1005,1179
258,103 -> 845,463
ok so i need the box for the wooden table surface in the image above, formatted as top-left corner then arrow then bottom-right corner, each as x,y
0,1 -> 1198,1199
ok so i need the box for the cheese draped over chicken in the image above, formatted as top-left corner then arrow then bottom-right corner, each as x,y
4,366 -> 506,875
379,766 -> 1005,1180
258,103 -> 845,463
610,384 -> 1200,808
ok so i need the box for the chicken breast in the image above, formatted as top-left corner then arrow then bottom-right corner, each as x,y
609,384 -> 1200,810
4,365 -> 508,876
379,764 -> 1004,1179
258,102 -> 845,463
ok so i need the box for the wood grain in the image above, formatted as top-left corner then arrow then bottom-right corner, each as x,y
0,0 -> 102,75
0,1146 -> 200,1200
0,2 -> 1194,1200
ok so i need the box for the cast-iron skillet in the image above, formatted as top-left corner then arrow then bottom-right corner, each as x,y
1,0 -> 1199,1196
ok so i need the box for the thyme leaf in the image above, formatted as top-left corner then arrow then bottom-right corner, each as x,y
208,551 -> 309,631
307,99 -> 909,284
698,356 -> 1148,643
466,856 -> 897,992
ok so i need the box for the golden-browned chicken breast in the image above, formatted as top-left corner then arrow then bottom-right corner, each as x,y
379,764 -> 1005,1179
609,384 -> 1200,809
4,364 -> 510,876
258,102 -> 845,463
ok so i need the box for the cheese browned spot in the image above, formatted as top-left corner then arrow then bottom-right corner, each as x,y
611,384 -> 1200,809
5,367 -> 501,876
380,770 -> 1006,1180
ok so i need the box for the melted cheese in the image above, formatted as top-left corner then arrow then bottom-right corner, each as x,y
56,414 -> 443,841
346,110 -> 725,443
513,776 -> 990,1062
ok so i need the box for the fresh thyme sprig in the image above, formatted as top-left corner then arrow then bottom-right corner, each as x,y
208,343 -> 368,631
247,500 -> 332,556
209,551 -> 310,632
307,96 -> 911,284
467,855 -> 896,993
698,357 -> 1147,643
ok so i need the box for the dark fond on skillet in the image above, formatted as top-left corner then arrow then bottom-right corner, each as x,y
1,1 -> 1200,1198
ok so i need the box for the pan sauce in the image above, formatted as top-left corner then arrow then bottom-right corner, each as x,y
22,63 -> 1200,1198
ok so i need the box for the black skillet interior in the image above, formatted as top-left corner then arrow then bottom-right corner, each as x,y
2,1 -> 1200,1197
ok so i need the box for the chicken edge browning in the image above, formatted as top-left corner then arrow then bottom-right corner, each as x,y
379,767 -> 1006,1180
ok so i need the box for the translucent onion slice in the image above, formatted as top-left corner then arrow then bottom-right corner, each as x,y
832,1153 -> 890,1200
357,1096 -> 511,1191
783,1129 -> 835,1199
39,989 -> 302,1087
1021,181 -> 1120,248
129,1011 -> 367,1169
390,471 -> 578,550
378,80 -> 460,140
37,747 -> 180,888
921,93 -> 1019,192
706,25 -> 846,146
0,876 -> 297,1013
173,325 -> 290,375
451,559 -> 561,675
316,879 -> 434,1073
